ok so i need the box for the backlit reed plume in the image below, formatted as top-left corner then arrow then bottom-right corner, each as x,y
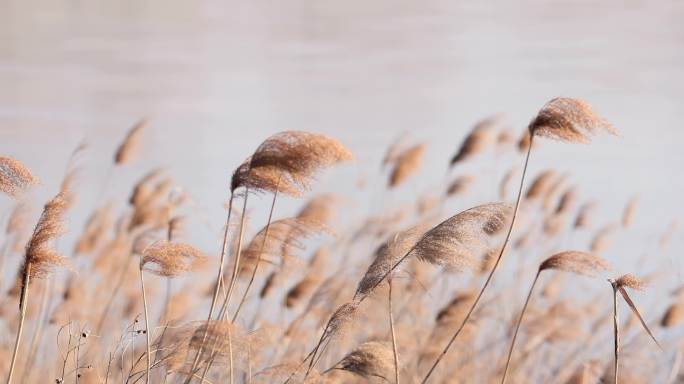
574,201 -> 598,229
114,118 -> 149,165
525,170 -> 557,200
193,131 -> 351,383
425,97 -> 615,383
0,156 -> 38,198
501,251 -> 610,384
325,341 -> 395,381
446,175 -> 475,197
139,241 -> 205,383
661,302 -> 684,328
609,274 -> 661,384
449,115 -> 501,166
7,169 -> 76,384
355,227 -> 426,300
304,302 -> 360,378
388,143 -> 425,187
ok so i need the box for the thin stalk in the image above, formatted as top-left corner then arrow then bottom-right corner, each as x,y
612,282 -> 619,384
203,180 -> 279,382
232,179 -> 279,322
7,266 -> 30,384
21,277 -> 51,382
389,278 -> 399,384
421,135 -> 534,383
501,270 -> 540,384
139,261 -> 151,384
185,187 -> 249,384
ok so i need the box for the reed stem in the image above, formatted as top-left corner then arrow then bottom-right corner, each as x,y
501,270 -> 540,384
7,266 -> 30,384
139,260 -> 151,384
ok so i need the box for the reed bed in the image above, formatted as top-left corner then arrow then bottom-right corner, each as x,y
0,99 -> 679,384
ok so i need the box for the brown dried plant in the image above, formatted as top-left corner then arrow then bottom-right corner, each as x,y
502,251 -> 610,384
195,131 -> 351,383
115,118 -> 149,165
325,341 -> 395,381
7,168 -> 76,384
0,156 -> 39,198
449,115 -> 501,166
388,143 -> 426,187
527,97 -> 617,143
609,274 -> 661,384
661,302 -> 684,328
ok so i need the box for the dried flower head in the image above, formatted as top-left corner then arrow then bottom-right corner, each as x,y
574,201 -> 598,229
332,341 -> 395,380
115,118 -> 149,165
231,131 -> 352,197
388,143 -> 425,187
22,170 -> 76,282
355,226 -> 425,299
450,115 -> 501,166
661,302 -> 684,328
614,274 -> 646,291
408,202 -> 513,272
539,251 -> 610,277
237,217 -> 324,276
446,175 -> 475,197
528,97 -> 617,143
141,241 -> 206,277
0,156 -> 39,198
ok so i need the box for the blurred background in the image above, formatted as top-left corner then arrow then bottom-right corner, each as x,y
1,0 -> 683,273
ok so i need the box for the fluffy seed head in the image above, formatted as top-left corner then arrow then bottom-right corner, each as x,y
334,341 -> 395,380
408,202 -> 513,272
528,97 -> 617,143
539,251 -> 610,277
231,131 -> 352,197
388,143 -> 425,187
141,241 -> 206,277
0,156 -> 39,198
115,118 -> 148,165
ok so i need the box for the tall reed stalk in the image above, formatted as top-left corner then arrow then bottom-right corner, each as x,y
187,189 -> 248,383
7,266 -> 30,384
139,257 -> 151,384
389,277 -> 399,384
501,271 -> 540,384
611,279 -> 620,384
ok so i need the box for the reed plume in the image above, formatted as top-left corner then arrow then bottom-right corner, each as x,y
661,302 -> 684,328
0,156 -> 38,198
449,115 -> 500,166
388,143 -> 425,187
114,118 -> 149,165
7,168 -> 76,384
325,341 -> 395,381
501,251 -> 609,384
139,241 -> 205,383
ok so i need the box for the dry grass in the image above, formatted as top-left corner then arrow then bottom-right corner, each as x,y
0,97 -> 678,384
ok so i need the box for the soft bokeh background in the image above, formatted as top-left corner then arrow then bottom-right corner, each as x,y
1,1 -> 683,280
